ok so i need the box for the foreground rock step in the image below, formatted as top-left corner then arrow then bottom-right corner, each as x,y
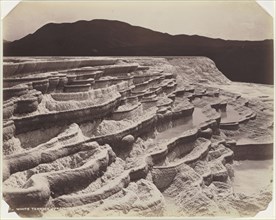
3,143 -> 116,209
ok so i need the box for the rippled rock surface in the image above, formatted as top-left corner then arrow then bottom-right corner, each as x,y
2,56 -> 273,217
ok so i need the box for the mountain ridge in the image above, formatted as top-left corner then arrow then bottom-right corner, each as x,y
3,19 -> 273,84
9,19 -> 273,43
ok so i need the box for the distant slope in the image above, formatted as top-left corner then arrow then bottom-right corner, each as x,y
3,19 -> 273,84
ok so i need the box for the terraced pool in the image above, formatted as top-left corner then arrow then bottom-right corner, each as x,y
155,107 -> 207,140
220,105 -> 241,123
232,159 -> 273,195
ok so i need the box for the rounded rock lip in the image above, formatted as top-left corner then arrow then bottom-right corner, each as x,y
69,79 -> 95,85
3,100 -> 15,107
3,85 -> 29,91
32,79 -> 49,84
17,96 -> 38,103
64,84 -> 91,88
3,120 -> 14,127
48,77 -> 60,80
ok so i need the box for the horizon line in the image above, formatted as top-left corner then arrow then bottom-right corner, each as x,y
4,18 -> 274,43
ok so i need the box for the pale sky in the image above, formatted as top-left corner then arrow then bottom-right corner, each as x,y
2,0 -> 274,42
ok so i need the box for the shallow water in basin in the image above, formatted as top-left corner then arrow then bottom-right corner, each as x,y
232,159 -> 273,195
220,105 -> 240,123
155,107 -> 207,140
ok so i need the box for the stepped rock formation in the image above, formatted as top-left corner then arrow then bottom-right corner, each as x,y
2,56 -> 274,218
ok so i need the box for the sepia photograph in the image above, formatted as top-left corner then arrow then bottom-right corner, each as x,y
1,0 -> 275,219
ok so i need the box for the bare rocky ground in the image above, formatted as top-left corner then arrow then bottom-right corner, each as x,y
2,56 -> 274,218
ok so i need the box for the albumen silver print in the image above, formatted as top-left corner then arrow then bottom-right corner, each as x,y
1,0 -> 274,219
